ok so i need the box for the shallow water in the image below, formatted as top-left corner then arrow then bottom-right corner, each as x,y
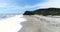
0,14 -> 26,32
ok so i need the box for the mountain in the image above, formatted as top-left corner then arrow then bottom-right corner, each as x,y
23,8 -> 60,15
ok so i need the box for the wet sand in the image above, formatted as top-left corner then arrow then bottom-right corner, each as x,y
19,15 -> 60,32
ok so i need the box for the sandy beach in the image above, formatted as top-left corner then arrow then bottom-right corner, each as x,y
0,15 -> 60,32
20,15 -> 60,32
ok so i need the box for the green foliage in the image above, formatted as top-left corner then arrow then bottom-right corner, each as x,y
23,8 -> 60,15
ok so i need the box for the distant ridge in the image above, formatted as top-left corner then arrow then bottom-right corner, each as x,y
23,8 -> 60,15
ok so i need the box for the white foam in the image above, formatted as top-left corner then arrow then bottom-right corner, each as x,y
0,15 -> 26,32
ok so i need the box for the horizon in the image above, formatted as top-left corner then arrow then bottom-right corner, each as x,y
0,0 -> 60,14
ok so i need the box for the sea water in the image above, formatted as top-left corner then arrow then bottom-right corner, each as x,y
0,14 -> 26,32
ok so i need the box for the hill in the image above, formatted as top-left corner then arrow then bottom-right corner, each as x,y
23,8 -> 60,15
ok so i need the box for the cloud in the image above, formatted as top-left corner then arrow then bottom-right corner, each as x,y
0,1 -> 25,14
0,0 -> 46,13
1,0 -> 60,14
25,0 -> 60,11
34,0 -> 60,9
39,0 -> 60,8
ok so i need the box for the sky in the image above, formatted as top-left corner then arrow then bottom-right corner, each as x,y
0,0 -> 60,14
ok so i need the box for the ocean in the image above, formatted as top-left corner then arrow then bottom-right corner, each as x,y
0,14 -> 26,32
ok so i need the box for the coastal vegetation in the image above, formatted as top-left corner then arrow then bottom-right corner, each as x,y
23,8 -> 60,16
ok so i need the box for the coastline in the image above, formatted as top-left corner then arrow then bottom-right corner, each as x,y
19,15 -> 60,32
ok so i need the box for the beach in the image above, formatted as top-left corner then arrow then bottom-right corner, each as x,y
20,15 -> 60,32
0,15 -> 60,32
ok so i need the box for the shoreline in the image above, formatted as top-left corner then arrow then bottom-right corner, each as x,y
20,15 -> 60,32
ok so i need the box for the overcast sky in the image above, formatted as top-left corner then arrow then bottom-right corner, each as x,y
0,0 -> 60,14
